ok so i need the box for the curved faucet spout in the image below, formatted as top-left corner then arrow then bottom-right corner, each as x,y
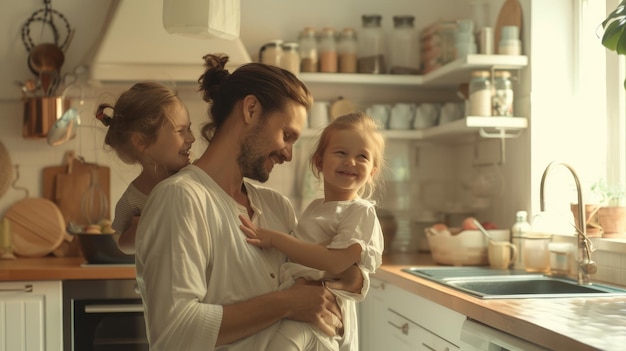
540,161 -> 596,285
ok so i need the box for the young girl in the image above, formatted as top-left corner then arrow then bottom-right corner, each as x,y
97,81 -> 195,254
239,112 -> 386,351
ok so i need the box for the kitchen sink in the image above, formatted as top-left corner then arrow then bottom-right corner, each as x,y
403,266 -> 626,299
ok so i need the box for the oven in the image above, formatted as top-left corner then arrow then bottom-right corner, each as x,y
62,279 -> 148,351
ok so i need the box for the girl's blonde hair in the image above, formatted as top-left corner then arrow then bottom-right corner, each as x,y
310,112 -> 386,201
98,81 -> 183,164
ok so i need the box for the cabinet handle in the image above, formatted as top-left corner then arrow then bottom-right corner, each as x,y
388,321 -> 409,335
0,284 -> 33,293
421,343 -> 436,351
84,304 -> 144,313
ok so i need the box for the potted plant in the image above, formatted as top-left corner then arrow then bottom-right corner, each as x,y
601,0 -> 626,87
591,179 -> 626,234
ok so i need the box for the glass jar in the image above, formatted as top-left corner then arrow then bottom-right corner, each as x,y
337,27 -> 358,73
298,27 -> 318,73
259,39 -> 283,67
319,27 -> 338,73
468,70 -> 492,116
492,71 -> 514,116
390,15 -> 419,74
358,14 -> 386,74
280,42 -> 300,75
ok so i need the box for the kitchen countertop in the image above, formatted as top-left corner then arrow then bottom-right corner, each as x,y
1,254 -> 625,350
379,253 -> 626,351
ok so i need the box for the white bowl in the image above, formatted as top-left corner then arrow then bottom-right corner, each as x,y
425,228 -> 510,266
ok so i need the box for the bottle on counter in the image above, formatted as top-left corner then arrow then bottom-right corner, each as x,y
358,14 -> 386,74
298,27 -> 318,73
337,27 -> 358,73
389,15 -> 420,74
511,210 -> 532,270
318,27 -> 338,73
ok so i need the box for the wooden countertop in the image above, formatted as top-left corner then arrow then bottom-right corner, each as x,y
0,257 -> 135,281
378,253 -> 626,351
2,254 -> 625,350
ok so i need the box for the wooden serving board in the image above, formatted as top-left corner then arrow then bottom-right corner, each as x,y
4,197 -> 66,257
494,0 -> 523,52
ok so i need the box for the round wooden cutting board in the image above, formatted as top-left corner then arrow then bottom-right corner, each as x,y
4,197 -> 66,257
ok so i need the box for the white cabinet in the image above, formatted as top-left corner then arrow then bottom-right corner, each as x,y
0,280 -> 62,351
359,277 -> 466,351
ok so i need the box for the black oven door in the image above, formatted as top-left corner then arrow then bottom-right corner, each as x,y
73,298 -> 148,351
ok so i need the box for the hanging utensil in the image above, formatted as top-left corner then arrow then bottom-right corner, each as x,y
81,168 -> 109,225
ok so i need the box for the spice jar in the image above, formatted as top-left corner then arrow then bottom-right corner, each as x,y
279,42 -> 300,75
390,15 -> 419,74
468,70 -> 492,116
358,14 -> 386,74
337,27 -> 358,73
492,71 -> 514,116
298,27 -> 318,73
319,27 -> 338,73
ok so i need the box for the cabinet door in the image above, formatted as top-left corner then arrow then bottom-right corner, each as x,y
0,281 -> 62,351
358,278 -> 387,351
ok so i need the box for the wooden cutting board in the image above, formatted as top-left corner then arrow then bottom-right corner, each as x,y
4,197 -> 66,257
494,0 -> 523,52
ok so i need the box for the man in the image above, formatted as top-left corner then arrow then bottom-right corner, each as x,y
135,54 -> 362,350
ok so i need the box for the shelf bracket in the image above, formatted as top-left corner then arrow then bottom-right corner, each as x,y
478,127 -> 523,139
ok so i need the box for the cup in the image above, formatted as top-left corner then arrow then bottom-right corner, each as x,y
488,240 -> 518,269
366,104 -> 391,129
521,233 -> 552,273
413,103 -> 440,129
389,103 -> 416,130
439,102 -> 464,124
309,101 -> 329,129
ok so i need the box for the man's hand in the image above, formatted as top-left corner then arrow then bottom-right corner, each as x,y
283,278 -> 343,336
323,264 -> 364,294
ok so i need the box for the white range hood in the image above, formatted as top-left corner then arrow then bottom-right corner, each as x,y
90,0 -> 251,83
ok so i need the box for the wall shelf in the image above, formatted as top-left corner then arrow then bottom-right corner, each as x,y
299,54 -> 528,88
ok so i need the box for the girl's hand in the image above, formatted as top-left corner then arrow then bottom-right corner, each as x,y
238,214 -> 273,248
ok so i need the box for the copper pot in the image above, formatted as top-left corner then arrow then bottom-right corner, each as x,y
22,96 -> 70,138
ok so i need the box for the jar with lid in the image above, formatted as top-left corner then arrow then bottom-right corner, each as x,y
279,42 -> 300,75
298,27 -> 318,73
259,39 -> 283,67
389,15 -> 420,74
492,71 -> 514,116
358,14 -> 386,74
318,27 -> 338,73
468,70 -> 492,116
337,27 -> 358,73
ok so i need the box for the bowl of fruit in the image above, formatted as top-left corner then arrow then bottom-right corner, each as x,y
69,220 -> 134,264
425,217 -> 510,266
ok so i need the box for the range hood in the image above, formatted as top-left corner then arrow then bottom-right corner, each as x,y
90,0 -> 251,83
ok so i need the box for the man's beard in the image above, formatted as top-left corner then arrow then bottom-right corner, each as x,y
238,127 -> 272,183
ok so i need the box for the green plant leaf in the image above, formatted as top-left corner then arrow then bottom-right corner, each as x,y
602,18 -> 626,51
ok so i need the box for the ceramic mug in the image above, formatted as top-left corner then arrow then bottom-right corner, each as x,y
309,101 -> 329,129
366,104 -> 391,129
439,102 -> 464,125
488,240 -> 518,269
389,103 -> 416,130
413,103 -> 440,129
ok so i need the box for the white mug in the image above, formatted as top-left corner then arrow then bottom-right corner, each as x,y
366,104 -> 391,129
389,103 -> 416,130
413,103 -> 440,129
439,102 -> 464,125
309,102 -> 329,129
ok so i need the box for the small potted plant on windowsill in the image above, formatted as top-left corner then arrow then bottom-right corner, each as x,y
591,179 -> 626,235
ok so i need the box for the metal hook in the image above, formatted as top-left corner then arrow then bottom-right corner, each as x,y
11,165 -> 30,198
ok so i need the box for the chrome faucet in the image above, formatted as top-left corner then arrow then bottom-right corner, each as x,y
540,161 -> 597,285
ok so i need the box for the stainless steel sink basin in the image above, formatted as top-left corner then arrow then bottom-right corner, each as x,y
403,266 -> 626,299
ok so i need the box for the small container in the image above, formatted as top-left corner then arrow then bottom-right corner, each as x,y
279,42 -> 300,75
337,27 -> 358,73
492,71 -> 514,116
498,26 -> 522,55
298,27 -> 318,72
521,233 -> 552,273
468,70 -> 492,116
389,15 -> 419,74
319,27 -> 338,73
549,242 -> 572,275
358,14 -> 386,74
511,210 -> 531,270
259,39 -> 283,66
